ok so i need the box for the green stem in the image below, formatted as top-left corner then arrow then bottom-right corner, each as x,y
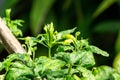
48,47 -> 51,58
74,42 -> 77,51
73,40 -> 78,52
4,66 -> 10,79
68,64 -> 72,75
33,51 -> 35,61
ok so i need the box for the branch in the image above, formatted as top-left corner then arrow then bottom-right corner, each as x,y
0,17 -> 26,54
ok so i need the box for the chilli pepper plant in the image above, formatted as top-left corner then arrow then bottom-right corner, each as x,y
0,9 -> 120,80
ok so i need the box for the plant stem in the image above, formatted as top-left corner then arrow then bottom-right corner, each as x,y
48,47 -> 51,58
68,64 -> 72,75
33,51 -> 35,61
73,40 -> 78,52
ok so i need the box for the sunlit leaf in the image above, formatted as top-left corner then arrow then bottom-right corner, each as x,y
112,73 -> 120,80
56,45 -> 74,52
56,27 -> 77,41
90,45 -> 109,57
77,51 -> 95,68
42,70 -> 65,79
35,56 -> 65,71
73,74 -> 81,80
55,51 -> 95,67
93,66 -> 114,80
0,53 -> 31,73
5,65 -> 33,80
5,61 -> 33,79
77,66 -> 95,80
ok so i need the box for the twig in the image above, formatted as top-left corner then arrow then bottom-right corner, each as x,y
0,17 -> 26,54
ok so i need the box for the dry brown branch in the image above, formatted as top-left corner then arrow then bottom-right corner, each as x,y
0,17 -> 26,54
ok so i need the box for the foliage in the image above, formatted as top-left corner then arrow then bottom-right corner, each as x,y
3,9 -> 24,37
0,15 -> 120,79
0,0 -> 120,79
1,0 -> 120,71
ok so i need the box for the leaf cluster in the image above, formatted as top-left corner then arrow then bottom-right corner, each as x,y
3,9 -> 24,37
0,20 -> 120,79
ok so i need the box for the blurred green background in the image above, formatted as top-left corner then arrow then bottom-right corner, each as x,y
0,0 -> 120,67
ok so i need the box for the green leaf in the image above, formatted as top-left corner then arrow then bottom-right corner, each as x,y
59,27 -> 77,36
11,20 -> 24,27
73,74 -> 81,80
77,66 -> 95,80
43,22 -> 55,47
56,27 -> 77,41
55,51 -> 95,68
5,9 -> 11,19
90,45 -> 109,57
11,62 -> 29,70
35,56 -> 66,79
77,51 -> 95,68
55,52 -> 73,64
112,73 -> 120,80
8,20 -> 24,37
0,53 -> 31,72
6,53 -> 30,61
36,22 -> 58,49
44,22 -> 54,35
79,39 -> 89,49
43,70 -> 65,79
93,0 -> 116,18
56,45 -> 74,52
15,77 -> 30,80
30,0 -> 55,35
19,36 -> 38,56
5,67 -> 33,80
93,66 -> 114,80
3,10 -> 24,37
5,61 -> 34,79
94,21 -> 120,33
35,56 -> 65,72
66,75 -> 75,80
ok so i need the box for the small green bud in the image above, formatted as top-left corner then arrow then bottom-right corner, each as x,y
62,39 -> 73,45
26,36 -> 31,41
92,67 -> 98,75
63,34 -> 76,41
6,9 -> 11,19
44,22 -> 54,34
75,32 -> 80,39
49,22 -> 54,35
